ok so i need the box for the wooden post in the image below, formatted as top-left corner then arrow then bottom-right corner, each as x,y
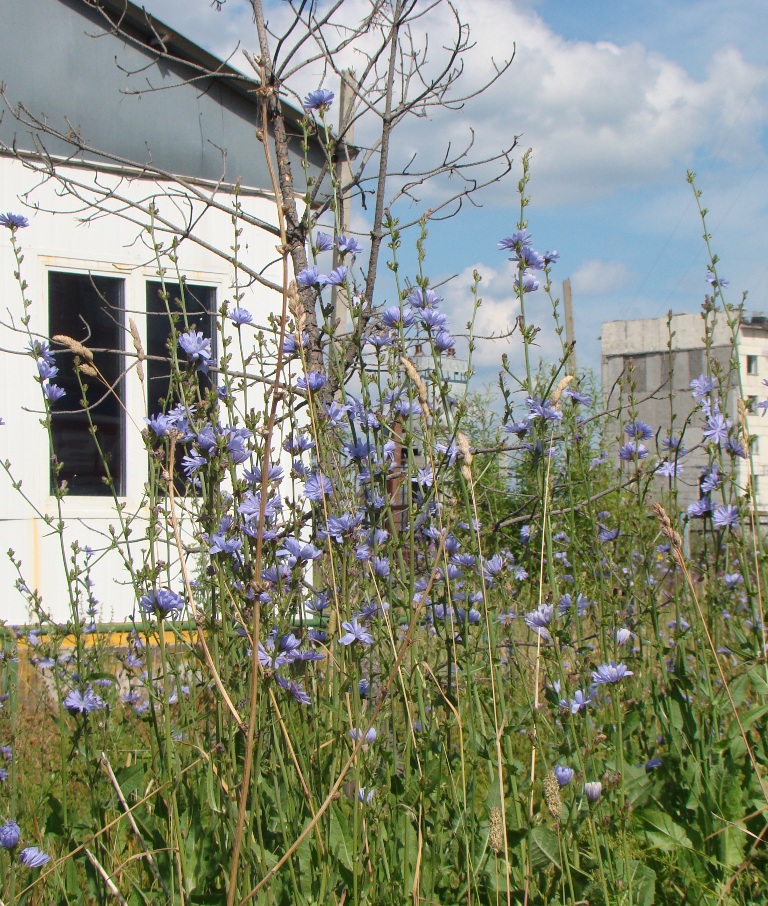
563,277 -> 576,373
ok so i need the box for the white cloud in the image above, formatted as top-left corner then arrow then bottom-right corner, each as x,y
140,0 -> 768,211
571,260 -> 633,296
427,4 -> 768,205
440,262 -> 565,380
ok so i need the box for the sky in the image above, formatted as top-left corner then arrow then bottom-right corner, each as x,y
136,0 -> 768,386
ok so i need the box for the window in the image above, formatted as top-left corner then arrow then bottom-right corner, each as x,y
48,272 -> 125,495
146,280 -> 217,415
747,355 -> 758,376
47,274 -> 216,497
748,395 -> 758,414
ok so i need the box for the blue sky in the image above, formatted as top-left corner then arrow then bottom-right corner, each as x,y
140,0 -> 768,383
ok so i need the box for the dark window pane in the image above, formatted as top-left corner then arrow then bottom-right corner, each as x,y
146,281 -> 216,415
48,272 -> 124,495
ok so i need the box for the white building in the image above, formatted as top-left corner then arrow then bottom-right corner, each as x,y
0,0 -> 324,624
601,310 -> 768,517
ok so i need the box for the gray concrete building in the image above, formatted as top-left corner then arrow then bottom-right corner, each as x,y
601,311 -> 768,518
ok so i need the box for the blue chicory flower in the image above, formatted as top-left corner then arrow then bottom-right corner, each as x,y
524,603 -> 553,636
381,306 -> 414,328
434,330 -> 456,352
712,504 -> 739,529
274,674 -> 311,705
0,213 -> 29,230
584,782 -> 602,803
616,628 -> 632,645
688,496 -> 711,517
562,387 -> 591,405
295,371 -> 327,392
19,846 -> 50,867
498,230 -> 532,251
37,360 -> 58,380
526,397 -> 562,423
349,727 -> 377,743
365,333 -> 394,350
178,331 -> 212,374
276,537 -> 322,564
690,374 -> 717,398
145,413 -> 173,436
700,464 -> 720,492
63,687 -> 106,714
618,441 -> 648,461
406,287 -> 442,309
282,432 -> 315,454
297,266 -> 322,287
566,689 -> 594,713
518,246 -> 545,270
514,271 -> 539,293
337,235 -> 363,255
656,459 -> 682,478
705,270 -> 728,288
138,588 -> 184,616
319,266 -> 348,287
624,420 -> 654,440
591,662 -> 633,685
303,89 -> 335,112
229,306 -> 253,326
0,821 -> 20,849
282,332 -> 309,356
420,308 -> 449,329
702,408 -> 731,445
43,383 -> 65,402
303,472 -> 334,501
339,618 -> 373,647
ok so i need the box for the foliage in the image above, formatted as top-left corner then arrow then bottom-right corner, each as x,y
0,5 -> 767,905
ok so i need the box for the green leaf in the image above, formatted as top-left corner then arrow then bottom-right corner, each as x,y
728,672 -> 750,709
623,762 -> 653,808
45,793 -> 66,837
748,664 -> 768,695
528,825 -> 561,871
115,763 -> 147,799
329,802 -> 355,871
635,808 -> 693,851
616,859 -> 656,906
717,819 -> 747,869
739,703 -> 768,732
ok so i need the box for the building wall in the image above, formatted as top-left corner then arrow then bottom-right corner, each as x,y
0,0 -> 335,627
736,325 -> 768,503
0,0 -> 321,192
0,157 -> 284,625
601,312 -> 768,518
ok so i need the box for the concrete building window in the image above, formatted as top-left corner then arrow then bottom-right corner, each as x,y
48,272 -> 125,496
47,276 -> 216,498
146,281 -> 217,414
747,355 -> 759,375
748,395 -> 758,413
